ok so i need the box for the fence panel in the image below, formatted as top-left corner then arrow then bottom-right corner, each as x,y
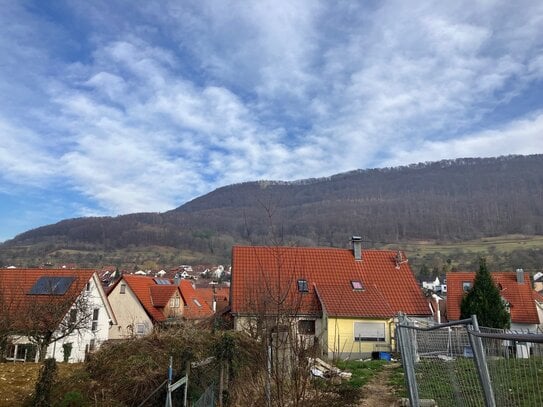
397,315 -> 543,407
398,318 -> 485,406
474,330 -> 543,407
193,382 -> 215,407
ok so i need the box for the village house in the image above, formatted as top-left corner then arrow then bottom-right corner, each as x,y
196,285 -> 230,314
446,269 -> 541,332
107,275 -> 213,339
230,237 -> 431,359
0,268 -> 116,363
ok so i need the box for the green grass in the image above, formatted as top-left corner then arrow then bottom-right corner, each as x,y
388,363 -> 408,398
335,359 -> 388,388
414,356 -> 543,407
386,235 -> 543,257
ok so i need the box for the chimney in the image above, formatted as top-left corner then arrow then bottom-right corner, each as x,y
351,236 -> 362,261
516,268 -> 524,284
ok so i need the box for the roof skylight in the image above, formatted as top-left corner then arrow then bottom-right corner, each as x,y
297,279 -> 309,292
351,280 -> 364,290
154,278 -> 171,285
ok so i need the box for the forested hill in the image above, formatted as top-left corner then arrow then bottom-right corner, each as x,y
2,155 -> 543,266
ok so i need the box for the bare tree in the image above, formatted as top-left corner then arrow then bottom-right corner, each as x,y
23,288 -> 94,362
0,275 -> 23,362
230,204 -> 330,407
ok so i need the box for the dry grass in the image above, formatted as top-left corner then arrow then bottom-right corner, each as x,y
0,362 -> 86,407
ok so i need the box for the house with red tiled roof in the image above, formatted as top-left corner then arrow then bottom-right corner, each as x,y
446,270 -> 541,331
230,237 -> 431,359
0,269 -> 116,363
108,275 -> 213,339
197,285 -> 230,313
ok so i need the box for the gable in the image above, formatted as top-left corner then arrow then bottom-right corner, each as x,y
446,272 -> 540,324
119,275 -> 170,322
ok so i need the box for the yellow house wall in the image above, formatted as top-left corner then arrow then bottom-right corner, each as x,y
326,317 -> 395,359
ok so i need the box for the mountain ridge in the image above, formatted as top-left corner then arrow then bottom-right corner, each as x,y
1,154 -> 543,267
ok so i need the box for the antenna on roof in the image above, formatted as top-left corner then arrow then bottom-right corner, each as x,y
395,250 -> 408,269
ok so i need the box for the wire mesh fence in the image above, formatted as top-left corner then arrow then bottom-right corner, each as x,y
397,315 -> 543,407
193,382 -> 215,407
397,319 -> 485,406
475,330 -> 543,407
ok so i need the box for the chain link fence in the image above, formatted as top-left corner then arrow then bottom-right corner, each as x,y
397,315 -> 543,407
193,382 -> 215,407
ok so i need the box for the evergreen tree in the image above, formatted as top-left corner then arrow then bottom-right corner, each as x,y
460,258 -> 510,329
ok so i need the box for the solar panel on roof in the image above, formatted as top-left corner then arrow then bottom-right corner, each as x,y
29,276 -> 75,295
154,278 -> 171,285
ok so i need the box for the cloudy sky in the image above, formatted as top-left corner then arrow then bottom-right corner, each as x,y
1,1 -> 543,242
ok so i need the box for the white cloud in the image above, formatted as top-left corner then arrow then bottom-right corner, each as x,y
384,111 -> 543,166
1,0 -> 543,233
0,117 -> 58,185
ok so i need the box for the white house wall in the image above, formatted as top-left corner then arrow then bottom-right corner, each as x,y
510,322 -> 538,333
536,301 -> 543,332
12,275 -> 114,363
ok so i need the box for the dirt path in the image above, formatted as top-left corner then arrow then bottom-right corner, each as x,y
358,363 -> 400,407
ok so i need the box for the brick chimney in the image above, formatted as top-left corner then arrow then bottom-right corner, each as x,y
351,236 -> 362,261
516,268 -> 524,284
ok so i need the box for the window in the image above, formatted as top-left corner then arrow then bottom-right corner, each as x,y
120,284 -> 126,294
89,339 -> 96,352
297,279 -> 308,292
92,308 -> 99,331
69,309 -> 77,324
170,296 -> 180,308
298,320 -> 316,335
351,281 -> 364,290
462,282 -> 472,292
86,281 -> 91,291
354,322 -> 386,342
193,299 -> 202,307
136,323 -> 145,335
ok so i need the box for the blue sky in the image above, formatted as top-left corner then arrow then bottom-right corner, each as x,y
1,1 -> 543,242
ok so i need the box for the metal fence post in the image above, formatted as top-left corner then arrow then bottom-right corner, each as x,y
397,314 -> 420,407
468,315 -> 496,407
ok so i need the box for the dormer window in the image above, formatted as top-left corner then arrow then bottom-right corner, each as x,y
462,282 -> 472,292
297,279 -> 308,292
351,281 -> 364,291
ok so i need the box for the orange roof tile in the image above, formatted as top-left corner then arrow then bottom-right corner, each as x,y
446,272 -> 540,324
150,285 -> 178,307
231,246 -> 430,318
179,280 -> 214,319
122,275 -> 177,322
0,268 -> 95,330
120,275 -> 214,321
196,287 -> 230,313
